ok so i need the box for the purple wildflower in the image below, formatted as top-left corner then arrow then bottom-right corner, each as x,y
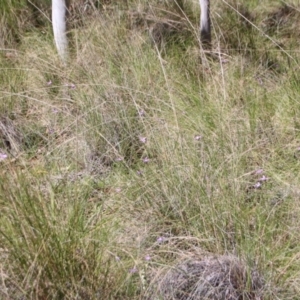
138,110 -> 146,117
258,175 -> 269,182
48,127 -> 55,134
0,153 -> 7,161
129,267 -> 138,274
142,157 -> 150,163
145,255 -> 151,261
65,83 -> 76,89
157,236 -> 166,244
139,136 -> 147,144
253,168 -> 263,175
253,182 -> 261,189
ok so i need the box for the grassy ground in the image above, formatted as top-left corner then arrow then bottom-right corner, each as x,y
1,0 -> 300,299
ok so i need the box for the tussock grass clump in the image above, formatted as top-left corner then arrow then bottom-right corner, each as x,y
0,172 -> 127,299
146,253 -> 264,300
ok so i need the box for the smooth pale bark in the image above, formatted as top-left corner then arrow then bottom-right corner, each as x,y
52,0 -> 68,61
199,0 -> 211,47
51,0 -> 212,60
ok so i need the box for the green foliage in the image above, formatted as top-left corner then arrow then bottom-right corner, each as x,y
1,0 -> 300,299
1,0 -> 26,44
0,0 -> 52,46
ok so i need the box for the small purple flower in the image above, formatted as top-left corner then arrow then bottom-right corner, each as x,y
253,182 -> 261,189
115,187 -> 121,193
48,127 -> 55,134
65,83 -> 76,89
253,168 -> 263,175
129,267 -> 138,274
142,157 -> 150,163
194,135 -> 202,141
138,110 -> 146,117
157,236 -> 166,244
115,157 -> 123,162
145,255 -> 151,261
221,58 -> 229,64
139,136 -> 147,144
258,175 -> 269,182
0,153 -> 7,161
46,80 -> 52,86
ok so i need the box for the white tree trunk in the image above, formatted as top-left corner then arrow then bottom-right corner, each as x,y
52,0 -> 68,61
199,0 -> 211,47
51,0 -> 211,60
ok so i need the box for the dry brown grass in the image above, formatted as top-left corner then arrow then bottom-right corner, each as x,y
146,254 -> 264,300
